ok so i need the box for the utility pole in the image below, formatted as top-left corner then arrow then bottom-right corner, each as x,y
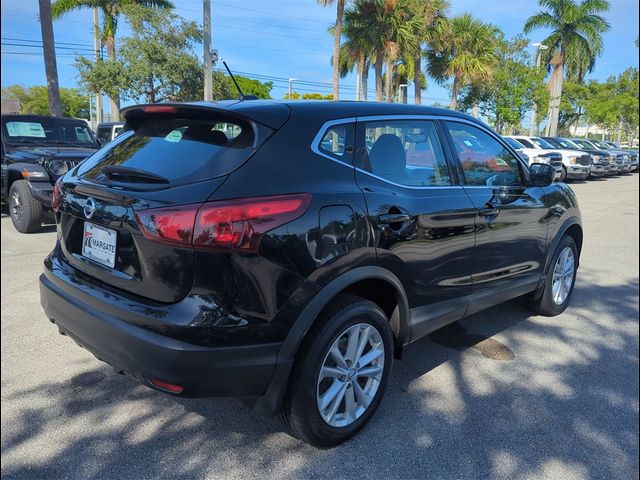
203,0 -> 213,101
398,84 -> 407,104
288,78 -> 297,99
530,42 -> 548,136
38,0 -> 62,117
93,7 -> 103,126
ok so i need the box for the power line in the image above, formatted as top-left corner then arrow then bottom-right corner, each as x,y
211,1 -> 329,25
1,41 -> 95,53
1,37 -> 94,48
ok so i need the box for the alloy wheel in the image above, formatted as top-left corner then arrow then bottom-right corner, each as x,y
11,191 -> 23,223
552,246 -> 575,305
316,323 -> 385,428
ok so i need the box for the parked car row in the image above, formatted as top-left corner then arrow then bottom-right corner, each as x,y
505,134 -> 639,182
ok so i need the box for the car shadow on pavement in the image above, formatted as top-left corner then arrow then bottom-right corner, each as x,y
1,266 -> 638,480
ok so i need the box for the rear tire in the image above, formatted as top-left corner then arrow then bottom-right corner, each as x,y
281,294 -> 394,448
528,235 -> 577,316
9,180 -> 43,233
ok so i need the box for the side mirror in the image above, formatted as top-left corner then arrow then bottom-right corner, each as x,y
97,138 -> 107,148
529,162 -> 555,186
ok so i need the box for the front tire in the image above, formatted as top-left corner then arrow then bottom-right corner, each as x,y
558,166 -> 567,182
528,235 -> 578,316
9,180 -> 43,233
281,294 -> 394,448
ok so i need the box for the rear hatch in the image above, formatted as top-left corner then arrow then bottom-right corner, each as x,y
55,103 -> 287,303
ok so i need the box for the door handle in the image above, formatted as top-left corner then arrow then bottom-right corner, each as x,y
378,213 -> 411,224
478,205 -> 500,217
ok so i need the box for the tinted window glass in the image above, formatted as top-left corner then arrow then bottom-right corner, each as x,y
447,122 -> 522,186
363,120 -> 451,186
531,137 -> 554,149
320,125 -> 347,157
96,127 -> 111,142
513,137 -> 535,148
573,140 -> 593,149
77,116 -> 256,186
504,137 -> 524,149
557,138 -> 579,149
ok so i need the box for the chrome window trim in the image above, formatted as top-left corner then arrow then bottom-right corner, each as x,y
310,114 -> 528,190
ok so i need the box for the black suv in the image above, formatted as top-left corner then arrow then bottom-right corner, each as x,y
1,114 -> 100,232
40,101 -> 582,447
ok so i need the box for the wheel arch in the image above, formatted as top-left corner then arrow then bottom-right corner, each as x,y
278,266 -> 411,363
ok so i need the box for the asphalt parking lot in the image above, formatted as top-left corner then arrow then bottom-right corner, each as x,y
1,174 -> 638,480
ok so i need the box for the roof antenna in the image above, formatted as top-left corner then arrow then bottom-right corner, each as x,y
222,60 -> 258,101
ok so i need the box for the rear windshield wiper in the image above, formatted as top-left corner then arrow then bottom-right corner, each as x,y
102,165 -> 169,183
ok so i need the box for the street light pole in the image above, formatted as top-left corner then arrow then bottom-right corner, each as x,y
92,7 -> 102,125
288,78 -> 297,99
530,42 -> 548,137
203,0 -> 213,101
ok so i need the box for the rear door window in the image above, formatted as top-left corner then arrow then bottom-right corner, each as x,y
76,116 -> 259,186
361,120 -> 452,186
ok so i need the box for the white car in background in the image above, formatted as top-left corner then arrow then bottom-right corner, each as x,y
507,135 -> 591,182
503,136 -> 563,180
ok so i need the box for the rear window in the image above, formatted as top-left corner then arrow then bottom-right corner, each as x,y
76,116 -> 257,186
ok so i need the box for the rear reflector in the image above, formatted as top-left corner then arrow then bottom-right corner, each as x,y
135,193 -> 311,253
149,378 -> 184,394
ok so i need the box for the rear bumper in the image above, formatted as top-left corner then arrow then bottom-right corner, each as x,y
40,265 -> 282,399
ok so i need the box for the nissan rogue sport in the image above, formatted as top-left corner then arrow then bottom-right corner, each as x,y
40,101 -> 582,448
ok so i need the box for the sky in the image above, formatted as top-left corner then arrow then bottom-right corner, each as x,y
1,0 -> 639,121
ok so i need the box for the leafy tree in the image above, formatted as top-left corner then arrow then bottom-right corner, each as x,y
75,9 -> 202,103
466,36 -> 549,133
524,0 -> 610,136
585,68 -> 639,142
211,71 -> 273,100
557,80 -> 590,134
283,92 -> 333,100
2,84 -> 90,118
75,9 -> 272,104
459,36 -> 549,134
51,0 -> 174,118
426,13 -> 499,110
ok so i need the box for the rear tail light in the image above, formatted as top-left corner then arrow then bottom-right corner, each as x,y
135,193 -> 311,252
51,180 -> 62,213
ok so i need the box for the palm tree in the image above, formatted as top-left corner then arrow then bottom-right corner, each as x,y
318,0 -> 347,100
51,0 -> 173,119
38,0 -> 62,116
406,0 -> 448,104
341,2 -> 375,100
524,0 -> 610,137
425,13 -> 499,110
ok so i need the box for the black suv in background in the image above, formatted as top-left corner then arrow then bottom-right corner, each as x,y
1,114 -> 100,232
40,101 -> 582,447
